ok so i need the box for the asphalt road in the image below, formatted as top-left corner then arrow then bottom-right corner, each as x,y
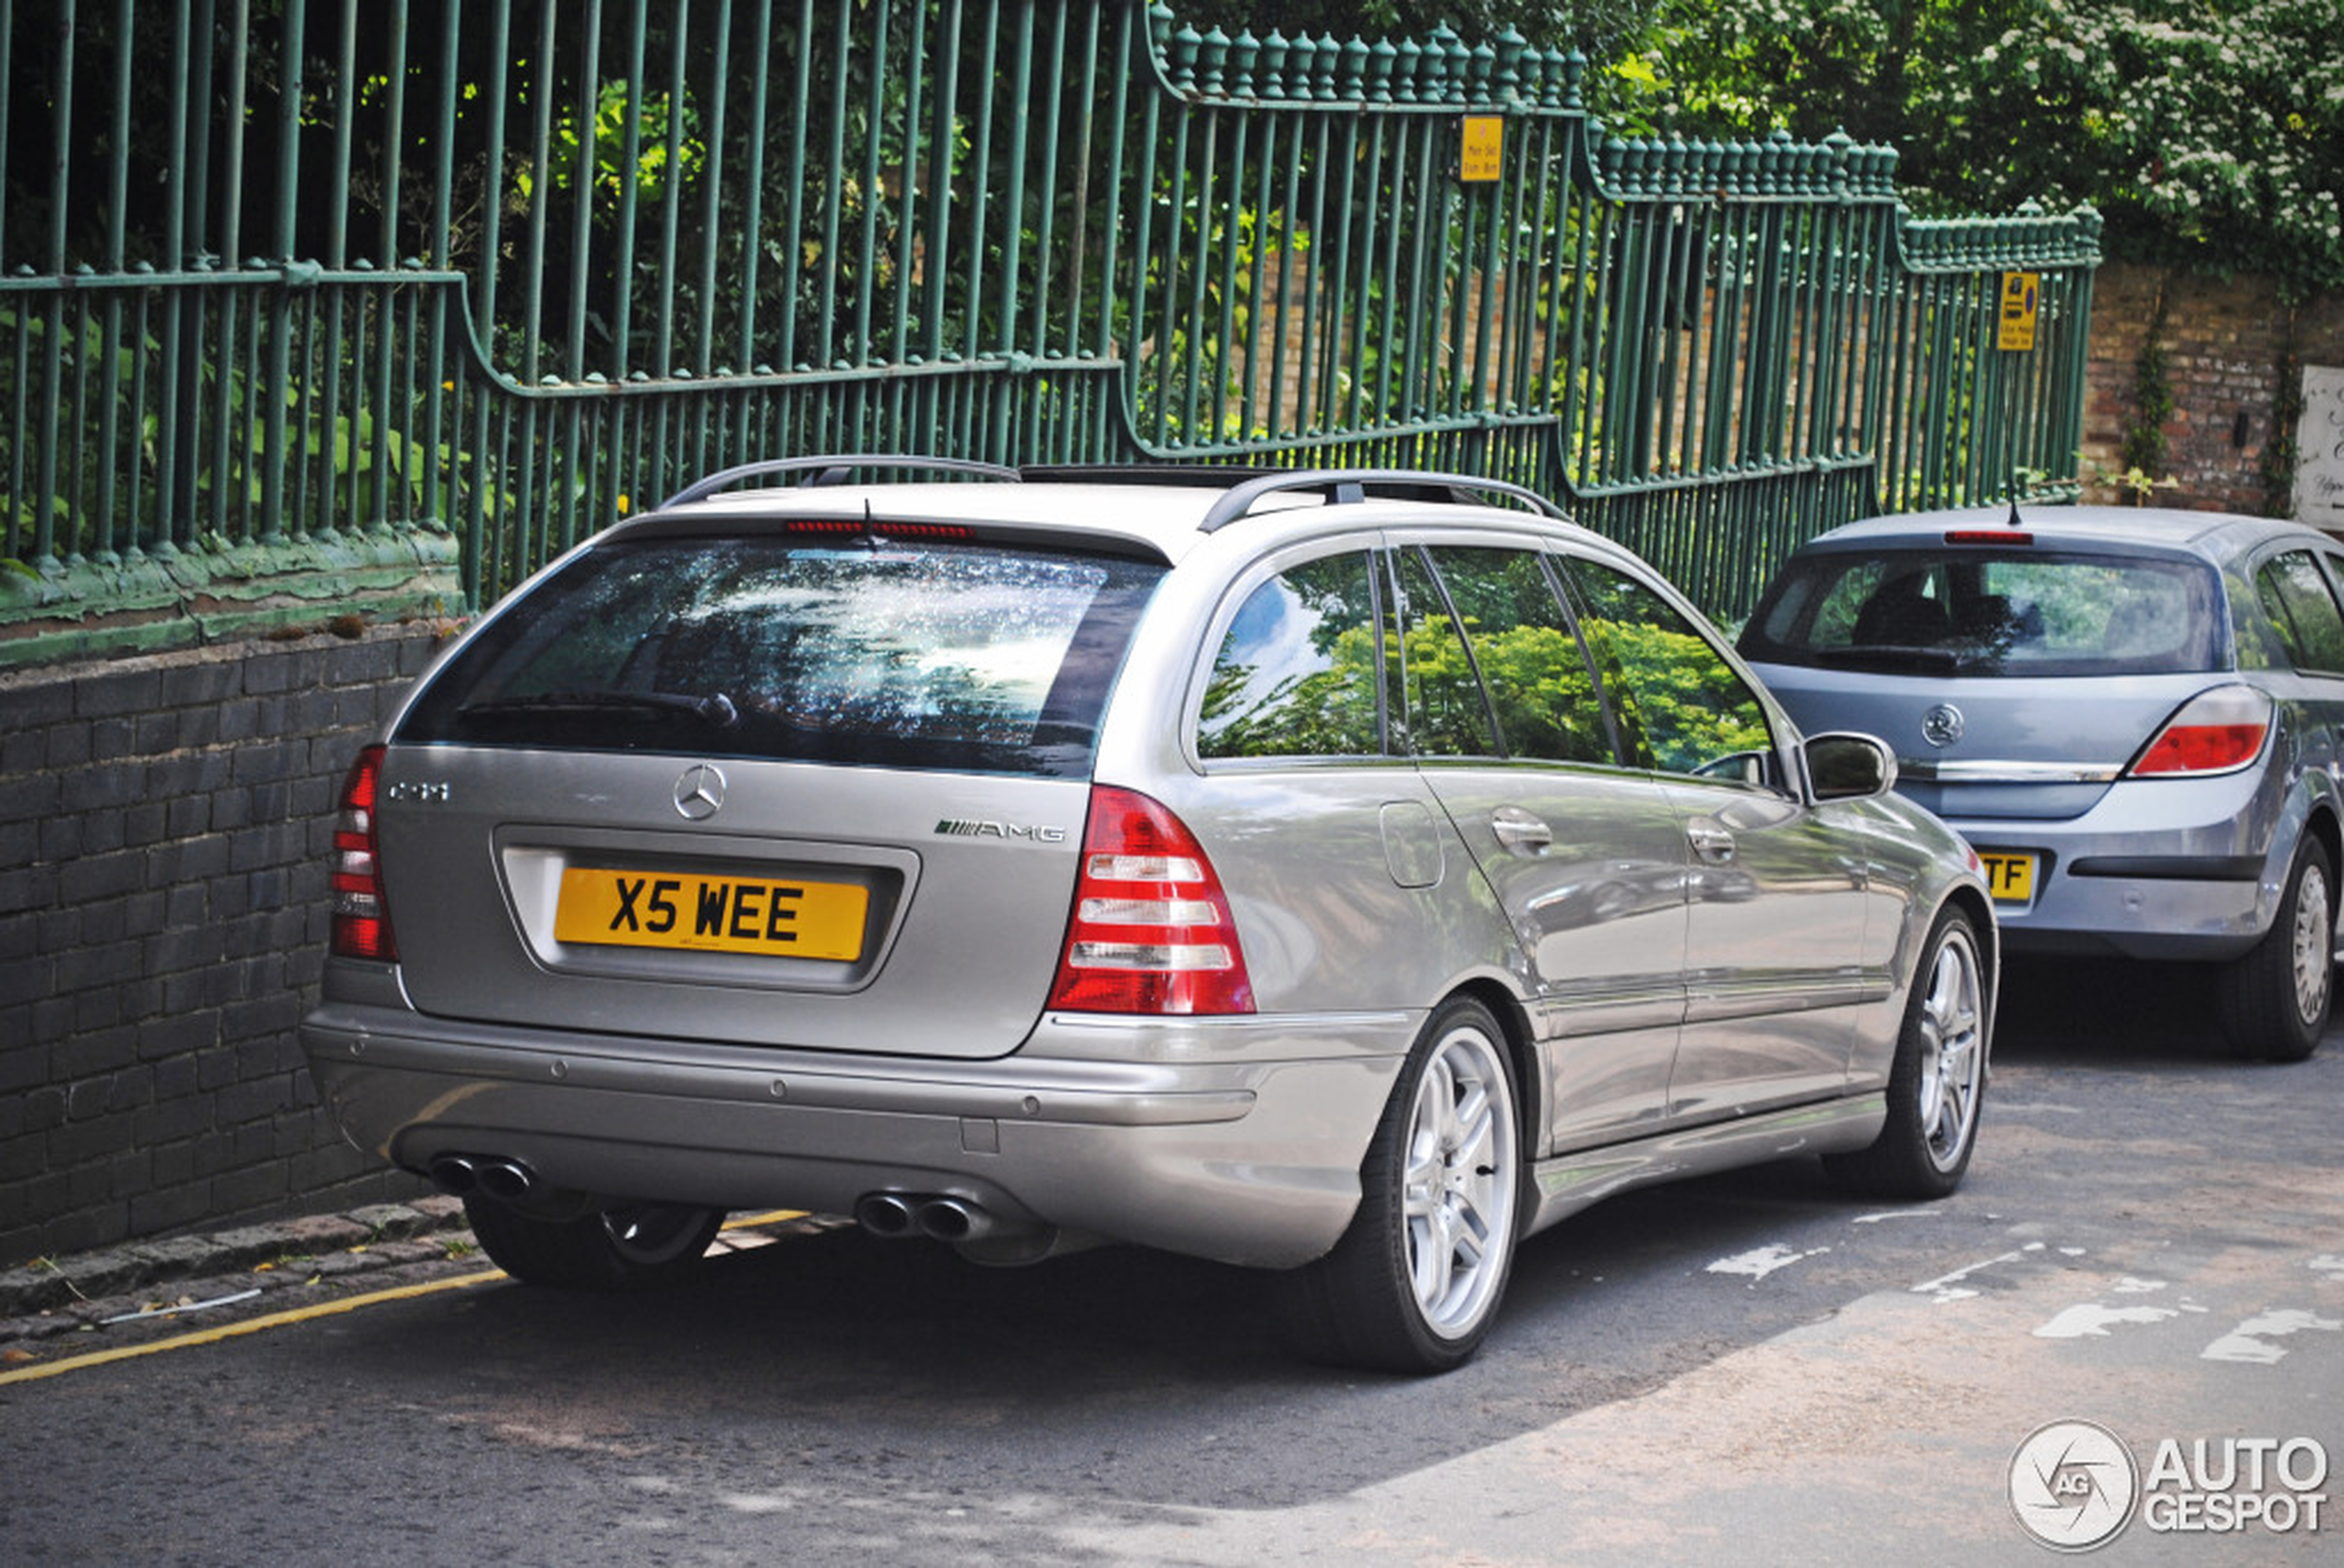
4,957 -> 2340,1567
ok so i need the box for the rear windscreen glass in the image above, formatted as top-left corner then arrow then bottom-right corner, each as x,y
398,537 -> 1165,776
1738,548 -> 2223,677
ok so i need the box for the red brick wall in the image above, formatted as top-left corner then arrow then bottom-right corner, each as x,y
2082,262 -> 2344,515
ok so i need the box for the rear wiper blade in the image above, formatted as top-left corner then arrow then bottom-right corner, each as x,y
458,689 -> 740,728
1810,645 -> 1960,675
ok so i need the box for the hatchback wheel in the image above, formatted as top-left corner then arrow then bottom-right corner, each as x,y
1279,998 -> 1521,1374
2219,837 -> 2333,1063
463,1194 -> 724,1290
1824,907 -> 1986,1200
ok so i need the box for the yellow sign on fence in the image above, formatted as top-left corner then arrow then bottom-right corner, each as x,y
1460,115 -> 1503,183
1999,271 -> 2039,352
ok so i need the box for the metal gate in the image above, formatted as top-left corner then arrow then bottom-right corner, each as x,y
0,0 -> 2099,664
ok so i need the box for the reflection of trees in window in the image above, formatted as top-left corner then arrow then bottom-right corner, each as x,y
2257,553 -> 2344,673
1199,554 -> 1382,759
1420,548 -> 1611,765
1398,549 -> 1498,757
1568,563 -> 1770,777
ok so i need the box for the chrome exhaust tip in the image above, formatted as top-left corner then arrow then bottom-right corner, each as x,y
427,1155 -> 480,1196
475,1158 -> 536,1201
915,1197 -> 992,1243
855,1192 -> 920,1239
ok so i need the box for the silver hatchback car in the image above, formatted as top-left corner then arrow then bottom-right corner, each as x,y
303,460 -> 1995,1371
1740,504 -> 2344,1062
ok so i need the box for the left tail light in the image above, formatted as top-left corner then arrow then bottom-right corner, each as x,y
2125,685 -> 2272,778
330,745 -> 399,961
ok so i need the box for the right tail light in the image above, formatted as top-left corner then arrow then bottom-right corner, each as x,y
1046,786 -> 1254,1016
2126,685 -> 2272,778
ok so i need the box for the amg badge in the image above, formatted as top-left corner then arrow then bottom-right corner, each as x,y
934,818 -> 1069,844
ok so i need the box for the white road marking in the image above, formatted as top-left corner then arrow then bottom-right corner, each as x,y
1706,1244 -> 1829,1285
2201,1309 -> 2344,1364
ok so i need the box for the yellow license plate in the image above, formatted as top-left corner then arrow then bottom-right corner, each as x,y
553,867 -> 868,961
1976,851 -> 2038,905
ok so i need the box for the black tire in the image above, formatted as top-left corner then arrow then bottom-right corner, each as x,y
1824,907 -> 1988,1201
1277,997 -> 1522,1375
462,1194 -> 724,1290
2218,836 -> 2332,1063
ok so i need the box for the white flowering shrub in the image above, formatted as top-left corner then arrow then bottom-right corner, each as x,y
1602,0 -> 2344,293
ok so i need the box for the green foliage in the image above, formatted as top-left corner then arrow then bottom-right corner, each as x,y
1598,1 -> 2344,295
2121,283 -> 2174,493
515,79 -> 706,210
1583,615 -> 1770,772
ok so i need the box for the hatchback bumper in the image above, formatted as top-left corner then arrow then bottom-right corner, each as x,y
299,1001 -> 1413,1270
1945,772 -> 2293,962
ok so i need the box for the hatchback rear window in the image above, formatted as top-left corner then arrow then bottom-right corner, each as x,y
398,537 -> 1165,776
1740,547 -> 2222,676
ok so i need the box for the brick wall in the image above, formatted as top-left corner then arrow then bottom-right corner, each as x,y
2082,262 -> 2344,514
0,626 -> 450,1266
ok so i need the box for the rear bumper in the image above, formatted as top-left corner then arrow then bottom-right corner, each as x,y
1947,772 -> 2291,962
298,1002 -> 1414,1269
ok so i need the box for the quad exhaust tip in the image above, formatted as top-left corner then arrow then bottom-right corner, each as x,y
429,1153 -> 536,1201
855,1191 -> 998,1243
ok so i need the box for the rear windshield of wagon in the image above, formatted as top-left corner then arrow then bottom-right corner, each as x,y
1739,546 -> 2224,678
398,536 -> 1166,776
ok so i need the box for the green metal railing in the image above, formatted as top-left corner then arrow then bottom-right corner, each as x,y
0,0 -> 2098,664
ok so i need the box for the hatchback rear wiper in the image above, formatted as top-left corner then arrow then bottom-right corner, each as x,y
1809,645 -> 1960,675
458,689 -> 741,728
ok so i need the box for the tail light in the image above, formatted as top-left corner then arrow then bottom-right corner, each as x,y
330,745 -> 399,961
1046,786 -> 1254,1015
2126,685 -> 2272,777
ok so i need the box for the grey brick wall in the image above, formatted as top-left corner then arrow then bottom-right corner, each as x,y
0,626 -> 450,1266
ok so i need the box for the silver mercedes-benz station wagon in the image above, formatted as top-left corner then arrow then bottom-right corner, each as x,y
302,459 -> 1996,1372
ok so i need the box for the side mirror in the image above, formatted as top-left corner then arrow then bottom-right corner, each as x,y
1805,731 -> 1897,802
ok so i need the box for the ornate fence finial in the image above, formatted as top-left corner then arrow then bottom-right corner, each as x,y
1228,30 -> 1258,98
1367,37 -> 1397,104
1197,27 -> 1229,96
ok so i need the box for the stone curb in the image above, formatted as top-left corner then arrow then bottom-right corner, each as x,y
0,1196 -> 473,1325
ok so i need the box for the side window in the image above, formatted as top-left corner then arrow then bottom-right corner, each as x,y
2255,552 -> 2344,674
1395,547 -> 1501,757
1417,545 -> 1616,764
1561,557 -> 1776,780
1197,551 -> 1384,760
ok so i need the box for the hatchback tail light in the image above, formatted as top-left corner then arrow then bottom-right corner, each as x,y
330,745 -> 400,961
1046,786 -> 1254,1015
2126,685 -> 2272,777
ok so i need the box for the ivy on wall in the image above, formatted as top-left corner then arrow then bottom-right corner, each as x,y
2119,280 -> 2174,504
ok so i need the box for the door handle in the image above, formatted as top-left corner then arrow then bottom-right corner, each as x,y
1686,820 -> 1737,864
1490,807 -> 1552,854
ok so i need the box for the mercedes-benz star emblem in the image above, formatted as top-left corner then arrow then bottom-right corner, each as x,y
673,763 -> 726,820
1921,703 -> 1966,748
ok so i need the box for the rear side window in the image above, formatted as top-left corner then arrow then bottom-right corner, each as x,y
2255,551 -> 2344,674
1394,547 -> 1501,757
1198,552 -> 1384,759
1740,548 -> 2222,676
399,537 -> 1164,777
1410,546 -> 1614,764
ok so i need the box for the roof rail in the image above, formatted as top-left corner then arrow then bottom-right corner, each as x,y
658,453 -> 1023,510
1195,469 -> 1569,533
1017,461 -> 1279,489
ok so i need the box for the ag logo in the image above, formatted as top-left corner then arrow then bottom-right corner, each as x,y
2010,1419 -> 2138,1551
